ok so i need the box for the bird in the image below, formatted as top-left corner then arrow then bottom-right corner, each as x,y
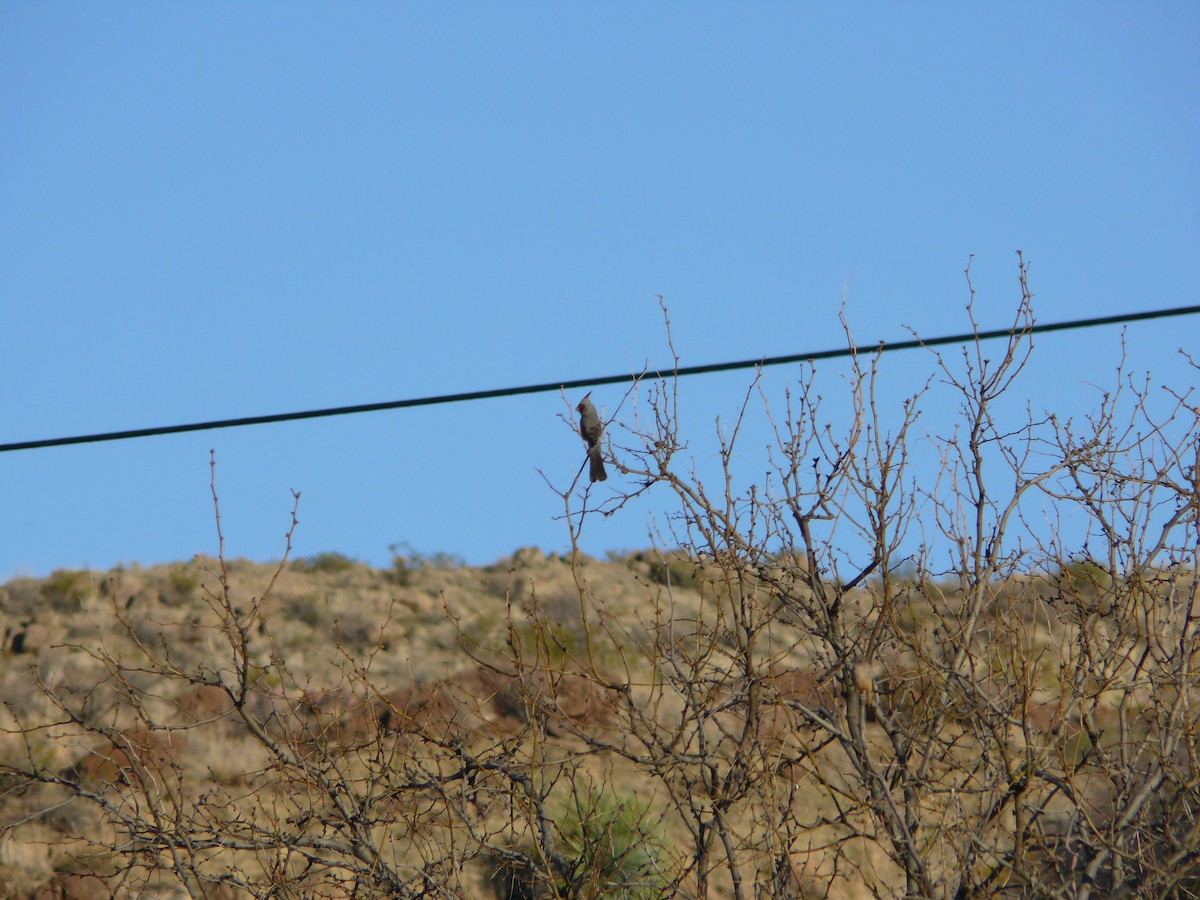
576,392 -> 608,482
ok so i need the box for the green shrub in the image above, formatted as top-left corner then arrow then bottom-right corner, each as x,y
489,785 -> 668,899
557,784 -> 668,898
1056,557 -> 1112,589
167,564 -> 201,598
282,592 -> 326,628
293,552 -> 357,574
40,568 -> 91,612
646,553 -> 699,590
387,543 -> 465,586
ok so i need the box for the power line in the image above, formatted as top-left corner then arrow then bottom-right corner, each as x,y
3,303 -> 1198,454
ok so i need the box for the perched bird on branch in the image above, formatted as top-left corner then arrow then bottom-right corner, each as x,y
576,392 -> 607,483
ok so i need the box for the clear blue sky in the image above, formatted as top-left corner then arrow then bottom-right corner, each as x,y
3,4 -> 1198,579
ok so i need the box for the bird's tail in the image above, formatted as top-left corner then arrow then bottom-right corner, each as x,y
588,447 -> 608,482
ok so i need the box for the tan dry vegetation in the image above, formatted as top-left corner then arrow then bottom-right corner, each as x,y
3,552 -> 1195,898
0,550 -> 709,897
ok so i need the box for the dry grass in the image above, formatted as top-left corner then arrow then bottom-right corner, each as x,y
3,549 -> 1191,898
0,550 -> 714,897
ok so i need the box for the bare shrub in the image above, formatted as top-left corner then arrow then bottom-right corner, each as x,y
2,259 -> 1197,898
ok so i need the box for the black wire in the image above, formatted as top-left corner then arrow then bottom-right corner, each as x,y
2,303 -> 1197,453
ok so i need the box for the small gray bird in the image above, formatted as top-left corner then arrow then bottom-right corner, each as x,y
576,392 -> 607,482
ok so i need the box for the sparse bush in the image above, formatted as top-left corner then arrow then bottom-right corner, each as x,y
282,591 -> 326,628
488,784 -> 668,899
163,561 -> 201,603
645,551 -> 700,590
0,581 -> 39,618
557,784 -> 668,898
2,267 -> 1197,898
330,608 -> 378,652
388,542 -> 466,585
39,568 -> 91,612
293,551 -> 358,574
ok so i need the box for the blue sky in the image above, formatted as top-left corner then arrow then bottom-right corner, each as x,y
2,4 -> 1198,579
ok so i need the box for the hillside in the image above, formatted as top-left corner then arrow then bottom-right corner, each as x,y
2,546 -> 1197,898
0,549 -> 729,897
